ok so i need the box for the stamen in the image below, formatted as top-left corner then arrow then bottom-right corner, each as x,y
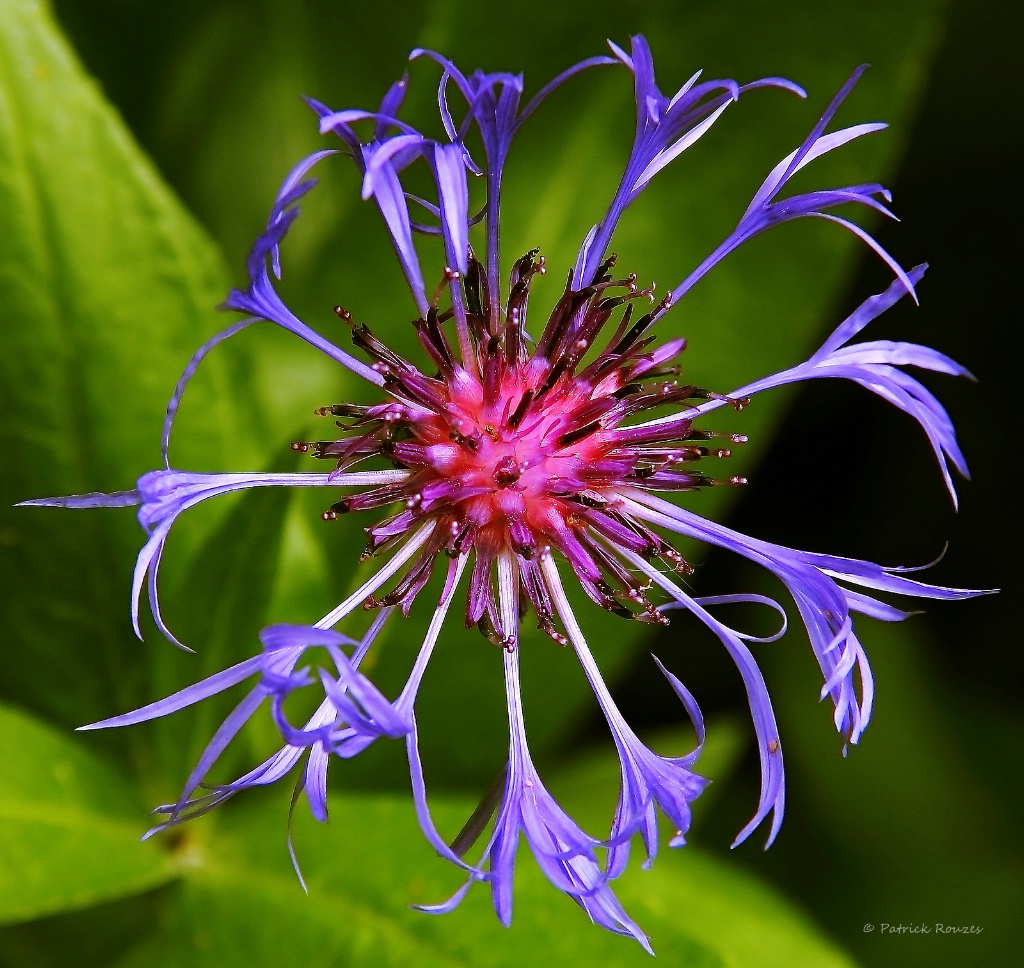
431,267 -> 461,307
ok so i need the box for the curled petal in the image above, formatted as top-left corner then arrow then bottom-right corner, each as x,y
666,592 -> 790,643
620,490 -> 990,751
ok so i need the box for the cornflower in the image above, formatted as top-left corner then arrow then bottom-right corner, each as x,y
23,36 -> 988,951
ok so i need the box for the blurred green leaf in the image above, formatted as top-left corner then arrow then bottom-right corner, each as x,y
0,890 -> 167,968
110,787 -> 857,968
0,703 -> 178,925
0,0 -> 266,729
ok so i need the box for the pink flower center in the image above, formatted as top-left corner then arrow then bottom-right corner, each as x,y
295,252 -> 746,637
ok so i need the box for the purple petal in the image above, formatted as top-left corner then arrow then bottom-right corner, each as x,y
631,98 -> 733,192
813,265 -> 928,359
173,688 -> 268,808
744,123 -> 887,217
161,317 -> 259,467
432,142 -> 470,274
768,65 -> 870,203
670,592 -> 790,643
78,654 -> 264,729
361,134 -> 426,199
18,490 -> 141,509
516,56 -> 617,129
375,72 -> 409,140
361,149 -> 428,314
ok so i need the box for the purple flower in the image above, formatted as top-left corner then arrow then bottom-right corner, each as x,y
22,36 -> 992,950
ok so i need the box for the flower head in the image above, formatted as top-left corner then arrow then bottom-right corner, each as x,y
23,35 -> 991,951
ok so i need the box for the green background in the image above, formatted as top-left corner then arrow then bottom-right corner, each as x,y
0,0 -> 1018,965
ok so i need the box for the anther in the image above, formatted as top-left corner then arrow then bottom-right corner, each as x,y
539,620 -> 568,647
593,253 -> 617,280
431,267 -> 461,306
507,390 -> 534,430
556,420 -> 602,450
291,441 -> 311,453
333,305 -> 353,324
322,500 -> 350,520
643,606 -> 671,626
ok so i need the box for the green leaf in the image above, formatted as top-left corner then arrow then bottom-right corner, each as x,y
0,890 -> 168,968
0,703 -> 179,925
110,789 -> 856,968
0,0 -> 266,729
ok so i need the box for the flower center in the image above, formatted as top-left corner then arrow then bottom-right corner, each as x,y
293,252 -> 748,640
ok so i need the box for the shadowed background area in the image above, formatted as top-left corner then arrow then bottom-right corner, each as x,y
0,0 -> 1019,965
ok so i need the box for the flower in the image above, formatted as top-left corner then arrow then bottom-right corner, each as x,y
21,35 -> 991,950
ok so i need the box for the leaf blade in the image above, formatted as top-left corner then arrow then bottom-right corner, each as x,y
109,789 -> 857,968
0,0 -> 265,728
0,703 -> 179,925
